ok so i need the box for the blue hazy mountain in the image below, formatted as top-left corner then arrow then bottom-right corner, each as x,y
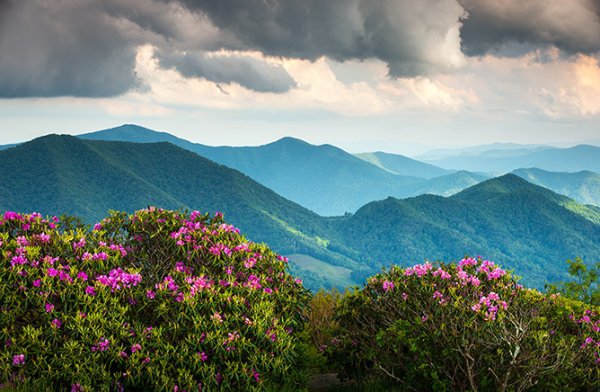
354,151 -> 452,178
422,144 -> 600,173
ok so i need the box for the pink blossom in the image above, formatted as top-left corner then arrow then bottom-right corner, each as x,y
45,303 -> 55,313
71,383 -> 83,392
244,257 -> 257,268
47,267 -> 59,277
131,343 -> 142,353
92,252 -> 107,261
32,279 -> 41,287
458,257 -> 478,268
96,268 -> 142,291
52,319 -> 62,329
85,286 -> 96,296
10,255 -> 27,267
98,338 -> 110,351
77,271 -> 88,281
246,274 -> 262,290
382,280 -> 395,292
12,354 -> 25,366
58,270 -> 73,283
72,237 -> 86,249
198,351 -> 208,362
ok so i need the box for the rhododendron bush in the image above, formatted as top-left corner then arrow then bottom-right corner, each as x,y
0,209 -> 310,391
332,258 -> 599,391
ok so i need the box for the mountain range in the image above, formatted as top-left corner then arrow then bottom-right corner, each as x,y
422,144 -> 600,173
0,133 -> 599,290
79,125 -> 489,215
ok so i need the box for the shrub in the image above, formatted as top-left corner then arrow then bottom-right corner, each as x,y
0,209 -> 310,391
332,258 -> 600,391
546,257 -> 599,306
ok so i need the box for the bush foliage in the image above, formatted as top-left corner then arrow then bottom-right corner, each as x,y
0,209 -> 310,391
331,258 -> 599,391
2,208 -> 599,391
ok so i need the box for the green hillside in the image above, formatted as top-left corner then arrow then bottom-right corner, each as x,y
513,168 -> 600,207
333,175 -> 600,288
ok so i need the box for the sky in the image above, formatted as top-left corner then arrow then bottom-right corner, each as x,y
0,0 -> 599,156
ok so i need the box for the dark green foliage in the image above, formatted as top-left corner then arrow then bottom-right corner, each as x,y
331,260 -> 600,391
547,258 -> 599,306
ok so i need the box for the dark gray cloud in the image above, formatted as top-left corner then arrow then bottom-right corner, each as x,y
0,0 -> 140,98
157,50 -> 296,93
176,0 -> 468,77
459,0 -> 600,56
2,0 -> 600,99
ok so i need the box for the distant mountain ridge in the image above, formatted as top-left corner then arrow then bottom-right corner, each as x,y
423,144 -> 600,173
1,135 -> 598,290
79,125 -> 480,215
355,151 -> 452,178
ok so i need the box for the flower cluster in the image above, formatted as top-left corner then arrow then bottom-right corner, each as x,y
96,268 -> 142,291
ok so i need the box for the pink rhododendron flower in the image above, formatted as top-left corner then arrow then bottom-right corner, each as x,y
12,354 -> 25,366
98,338 -> 110,351
96,268 -> 142,291
47,267 -> 59,277
382,280 -> 395,292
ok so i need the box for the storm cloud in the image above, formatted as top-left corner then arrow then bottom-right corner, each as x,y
459,0 -> 600,56
176,0 -> 468,76
0,0 -> 141,98
156,50 -> 297,93
1,0 -> 600,99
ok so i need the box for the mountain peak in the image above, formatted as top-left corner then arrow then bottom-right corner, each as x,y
79,124 -> 183,144
451,173 -> 564,203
